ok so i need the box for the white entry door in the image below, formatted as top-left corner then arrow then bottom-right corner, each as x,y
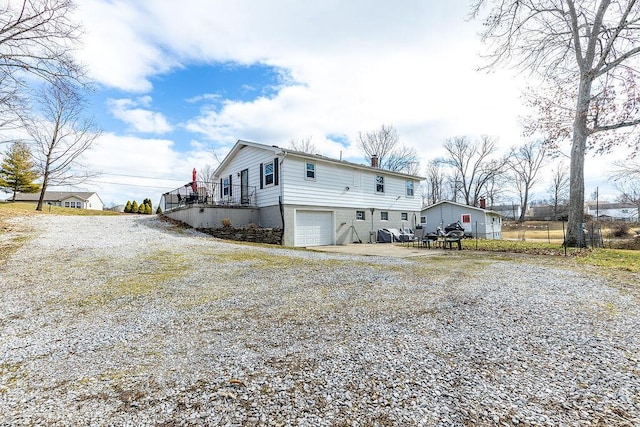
295,210 -> 333,247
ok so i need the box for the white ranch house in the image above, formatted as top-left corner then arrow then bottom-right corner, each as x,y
421,200 -> 503,239
8,191 -> 104,210
585,202 -> 638,221
164,140 -> 424,247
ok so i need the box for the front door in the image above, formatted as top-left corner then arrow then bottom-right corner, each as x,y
240,168 -> 249,204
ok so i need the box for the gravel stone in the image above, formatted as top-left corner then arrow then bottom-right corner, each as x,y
1,214 -> 639,426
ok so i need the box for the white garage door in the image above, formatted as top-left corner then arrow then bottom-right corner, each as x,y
295,210 -> 333,247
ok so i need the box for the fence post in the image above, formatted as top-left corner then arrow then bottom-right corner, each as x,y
547,224 -> 550,243
475,221 -> 478,250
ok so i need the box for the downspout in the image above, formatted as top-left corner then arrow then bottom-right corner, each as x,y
278,150 -> 287,246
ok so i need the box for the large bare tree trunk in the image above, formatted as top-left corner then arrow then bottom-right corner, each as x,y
566,78 -> 592,246
518,188 -> 528,223
36,159 -> 52,211
472,1 -> 640,246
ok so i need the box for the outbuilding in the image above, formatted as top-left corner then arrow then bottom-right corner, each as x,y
421,200 -> 502,239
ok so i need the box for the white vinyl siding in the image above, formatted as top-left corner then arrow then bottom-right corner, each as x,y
281,157 -> 421,212
215,146 -> 281,207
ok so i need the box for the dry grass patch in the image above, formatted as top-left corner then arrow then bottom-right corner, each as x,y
68,249 -> 189,308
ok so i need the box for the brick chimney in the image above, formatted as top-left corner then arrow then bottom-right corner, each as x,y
371,154 -> 378,168
479,197 -> 486,209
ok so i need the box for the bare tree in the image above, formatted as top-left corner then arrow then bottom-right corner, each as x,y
484,173 -> 510,209
615,180 -> 640,217
0,0 -> 82,129
611,160 -> 640,181
472,0 -> 640,246
289,137 -> 316,154
444,169 -> 463,204
199,164 -> 217,184
440,136 -> 507,207
26,82 -> 101,211
549,162 -> 570,220
424,159 -> 445,205
357,124 -> 420,173
507,141 -> 548,222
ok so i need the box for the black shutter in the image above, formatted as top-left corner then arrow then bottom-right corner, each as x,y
229,174 -> 233,197
219,178 -> 223,196
274,158 -> 279,186
259,163 -> 264,189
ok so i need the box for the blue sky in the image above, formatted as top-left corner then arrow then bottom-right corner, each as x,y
90,63 -> 284,140
39,0 -> 621,206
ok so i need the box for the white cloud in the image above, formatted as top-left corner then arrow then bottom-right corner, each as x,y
108,97 -> 172,134
75,133 -> 216,206
77,1 -> 523,154
71,1 -> 625,204
185,93 -> 221,104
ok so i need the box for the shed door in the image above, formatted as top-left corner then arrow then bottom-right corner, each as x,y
295,210 -> 333,247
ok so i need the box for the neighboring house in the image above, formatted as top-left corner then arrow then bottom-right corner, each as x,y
9,191 -> 104,211
585,202 -> 638,221
526,204 -> 569,221
166,140 -> 425,247
491,204 -> 522,221
421,200 -> 503,239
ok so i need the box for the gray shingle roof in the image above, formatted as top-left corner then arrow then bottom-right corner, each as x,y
9,191 -> 97,202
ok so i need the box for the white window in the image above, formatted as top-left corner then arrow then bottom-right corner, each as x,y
356,210 -> 365,220
381,211 -> 388,221
406,181 -> 414,197
305,162 -> 316,180
264,161 -> 274,186
401,212 -> 408,221
420,216 -> 426,224
64,202 -> 70,207
223,178 -> 230,196
375,175 -> 384,193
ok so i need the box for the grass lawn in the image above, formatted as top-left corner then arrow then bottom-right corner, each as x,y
0,201 -> 119,221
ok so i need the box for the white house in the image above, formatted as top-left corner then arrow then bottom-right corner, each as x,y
170,140 -> 425,247
490,203 -> 522,221
585,202 -> 638,221
9,191 -> 104,210
421,200 -> 503,239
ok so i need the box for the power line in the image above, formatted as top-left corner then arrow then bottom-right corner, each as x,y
97,172 -> 187,182
84,179 -> 175,190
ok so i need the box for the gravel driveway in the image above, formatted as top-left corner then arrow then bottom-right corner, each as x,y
1,215 -> 639,426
